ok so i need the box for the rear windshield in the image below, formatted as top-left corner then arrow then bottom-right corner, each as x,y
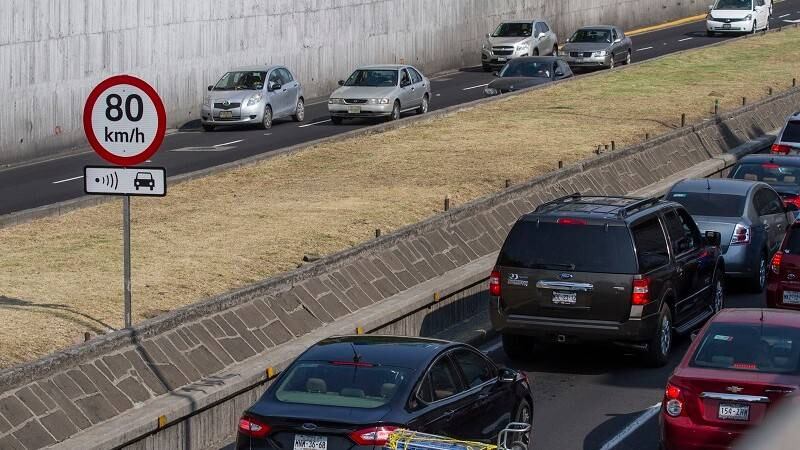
497,221 -> 636,273
730,162 -> 800,187
692,322 -> 800,374
274,361 -> 408,409
666,192 -> 745,217
782,121 -> 800,143
500,60 -> 552,78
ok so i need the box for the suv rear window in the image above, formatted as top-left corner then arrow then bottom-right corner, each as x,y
783,121 -> 800,143
666,192 -> 746,217
497,221 -> 636,273
691,322 -> 800,374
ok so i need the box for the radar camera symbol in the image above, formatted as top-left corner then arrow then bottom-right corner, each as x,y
95,171 -> 119,190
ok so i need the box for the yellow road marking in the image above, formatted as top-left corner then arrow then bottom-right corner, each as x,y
626,13 -> 708,36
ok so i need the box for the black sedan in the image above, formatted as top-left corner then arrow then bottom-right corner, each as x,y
729,154 -> 800,211
483,56 -> 572,97
236,335 -> 533,449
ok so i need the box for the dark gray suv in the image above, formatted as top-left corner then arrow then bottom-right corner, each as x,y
490,195 -> 725,366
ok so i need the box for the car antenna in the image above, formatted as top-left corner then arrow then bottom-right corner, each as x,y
350,342 -> 362,363
706,178 -> 711,191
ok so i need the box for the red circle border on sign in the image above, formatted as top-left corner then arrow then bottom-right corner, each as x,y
83,75 -> 167,167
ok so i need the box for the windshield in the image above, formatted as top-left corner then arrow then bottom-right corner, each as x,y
344,70 -> 398,87
730,162 -> 800,187
213,71 -> 266,91
274,361 -> 409,409
782,121 -> 800,143
570,29 -> 611,43
492,22 -> 532,38
498,221 -> 637,273
692,322 -> 800,374
713,0 -> 753,10
666,192 -> 746,217
500,61 -> 553,78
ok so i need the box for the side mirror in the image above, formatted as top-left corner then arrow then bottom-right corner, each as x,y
486,33 -> 491,38
708,5 -> 714,11
338,80 -> 345,86
207,85 -> 213,91
498,368 -> 516,383
690,331 -> 699,342
614,38 -> 622,43
555,70 -> 564,77
269,82 -> 282,91
565,38 -> 571,43
703,230 -> 722,247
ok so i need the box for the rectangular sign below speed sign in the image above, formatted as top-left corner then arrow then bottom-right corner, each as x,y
84,166 -> 167,197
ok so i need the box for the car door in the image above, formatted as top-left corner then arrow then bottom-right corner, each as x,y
407,353 -> 471,438
555,60 -> 572,80
755,0 -> 769,27
408,67 -> 426,106
760,187 -> 789,251
266,69 -> 288,116
398,68 -> 416,109
541,21 -> 556,54
662,209 -> 707,322
611,28 -> 621,61
449,347 -> 510,440
278,68 -> 299,116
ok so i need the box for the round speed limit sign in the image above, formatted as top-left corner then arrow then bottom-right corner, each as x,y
83,75 -> 166,166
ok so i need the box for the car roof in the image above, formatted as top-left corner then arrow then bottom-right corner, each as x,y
499,19 -> 544,24
358,64 -> 409,71
670,178 -> 761,195
739,154 -> 800,166
578,25 -> 614,30
712,308 -> 800,327
230,65 -> 284,72
525,195 -> 674,223
299,335 -> 453,368
511,56 -> 561,62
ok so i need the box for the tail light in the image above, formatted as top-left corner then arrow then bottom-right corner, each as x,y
782,194 -> 800,209
238,415 -> 271,438
772,144 -> 792,155
771,252 -> 783,275
349,426 -> 399,446
664,383 -> 684,417
489,269 -> 501,297
730,224 -> 751,245
557,218 -> 586,225
632,278 -> 651,305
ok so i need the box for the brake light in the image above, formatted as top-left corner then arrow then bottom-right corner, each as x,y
632,278 -> 650,305
730,224 -> 751,245
557,218 -> 586,225
772,144 -> 792,154
349,426 -> 398,446
238,415 -> 271,438
782,194 -> 800,209
771,252 -> 783,275
664,383 -> 684,417
489,269 -> 501,297
732,362 -> 757,370
762,163 -> 780,169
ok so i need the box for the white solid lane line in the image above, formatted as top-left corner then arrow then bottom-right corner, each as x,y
678,37 -> 693,42
214,139 -> 244,147
779,13 -> 791,18
463,83 -> 489,91
52,175 -> 84,184
636,46 -> 654,52
598,403 -> 662,450
298,119 -> 332,128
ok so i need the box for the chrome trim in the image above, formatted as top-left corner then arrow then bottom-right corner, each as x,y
536,281 -> 593,292
700,392 -> 770,403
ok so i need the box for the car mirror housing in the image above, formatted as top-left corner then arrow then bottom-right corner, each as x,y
492,71 -> 499,77
614,38 -> 622,43
338,80 -> 345,86
269,82 -> 281,92
207,85 -> 213,91
690,331 -> 699,341
498,368 -> 516,383
703,230 -> 722,247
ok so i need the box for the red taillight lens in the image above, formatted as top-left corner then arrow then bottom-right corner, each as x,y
238,415 -> 271,438
782,194 -> 800,209
771,252 -> 783,275
772,144 -> 792,155
489,270 -> 501,297
730,224 -> 751,245
349,426 -> 398,446
762,163 -> 781,169
557,218 -> 586,225
664,383 -> 684,417
632,278 -> 650,305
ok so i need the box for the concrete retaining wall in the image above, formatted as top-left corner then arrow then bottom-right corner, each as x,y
0,84 -> 796,449
0,0 -> 707,165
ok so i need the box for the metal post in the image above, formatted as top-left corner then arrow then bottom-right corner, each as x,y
714,99 -> 719,115
681,113 -> 686,127
123,195 -> 132,329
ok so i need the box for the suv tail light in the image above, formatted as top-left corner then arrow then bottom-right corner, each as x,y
632,278 -> 650,305
772,144 -> 792,155
730,224 -> 751,245
349,426 -> 398,446
783,194 -> 800,209
557,218 -> 586,226
489,269 -> 501,297
238,415 -> 271,438
771,252 -> 784,275
664,383 -> 684,417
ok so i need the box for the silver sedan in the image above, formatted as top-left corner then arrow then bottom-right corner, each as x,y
561,26 -> 633,70
328,65 -> 431,124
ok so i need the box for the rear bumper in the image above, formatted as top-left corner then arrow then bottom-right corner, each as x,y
660,412 -> 741,450
766,281 -> 800,310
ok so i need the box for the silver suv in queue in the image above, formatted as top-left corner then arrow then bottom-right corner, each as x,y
481,20 -> 559,72
201,65 -> 304,131
328,65 -> 431,124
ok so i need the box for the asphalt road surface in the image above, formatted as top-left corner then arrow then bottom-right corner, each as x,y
4,0 -> 800,215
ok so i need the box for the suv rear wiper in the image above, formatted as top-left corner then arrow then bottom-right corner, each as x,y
528,263 -> 576,270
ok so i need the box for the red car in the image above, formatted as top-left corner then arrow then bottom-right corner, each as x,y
660,308 -> 800,450
767,222 -> 800,311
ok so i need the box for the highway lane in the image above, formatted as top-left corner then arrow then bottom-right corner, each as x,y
4,0 -> 800,216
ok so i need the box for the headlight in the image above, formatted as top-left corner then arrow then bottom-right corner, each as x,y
484,87 -> 499,96
367,98 -> 390,104
328,98 -> 345,104
247,93 -> 263,106
202,96 -> 211,107
516,44 -> 529,54
707,14 -> 714,20
744,14 -> 752,20
592,50 -> 608,57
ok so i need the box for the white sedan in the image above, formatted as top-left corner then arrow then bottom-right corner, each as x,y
706,0 -> 771,36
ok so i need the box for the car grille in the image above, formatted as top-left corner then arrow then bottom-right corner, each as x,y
570,52 -> 594,58
493,47 -> 514,56
344,99 -> 368,104
214,102 -> 241,110
715,17 -> 745,23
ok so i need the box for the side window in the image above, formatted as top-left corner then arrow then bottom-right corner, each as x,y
451,348 -> 496,389
400,69 -> 411,86
268,70 -> 281,86
762,189 -> 784,215
409,68 -> 423,84
534,22 -> 544,36
426,356 -> 463,402
664,210 -> 699,254
676,210 -> 702,251
417,375 -> 434,404
756,0 -> 765,7
279,68 -> 293,83
632,217 -> 670,272
612,29 -> 618,41
541,22 -> 550,33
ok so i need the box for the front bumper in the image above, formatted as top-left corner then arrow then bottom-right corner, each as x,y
201,102 -> 265,125
562,54 -> 611,68
481,49 -> 526,67
328,103 -> 394,118
707,19 -> 754,33
660,412 -> 741,450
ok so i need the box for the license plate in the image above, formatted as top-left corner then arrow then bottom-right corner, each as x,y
718,403 -> 749,421
219,111 -> 232,119
294,434 -> 327,450
723,23 -> 732,29
575,58 -> 585,63
497,57 -> 507,62
347,106 -> 361,114
552,291 -> 577,305
783,291 -> 800,305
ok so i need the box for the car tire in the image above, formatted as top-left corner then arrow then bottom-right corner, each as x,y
512,398 -> 533,450
502,333 -> 532,361
609,55 -> 615,69
482,64 -> 492,72
643,305 -> 672,367
712,269 -> 726,314
749,252 -> 767,293
202,124 -> 215,132
416,95 -> 429,115
552,45 -> 559,56
706,30 -> 715,37
532,48 -> 539,56
752,21 -> 758,34
624,50 -> 631,65
259,105 -> 273,130
292,98 -> 305,122
388,101 -> 400,121
331,116 -> 343,125
765,19 -> 770,31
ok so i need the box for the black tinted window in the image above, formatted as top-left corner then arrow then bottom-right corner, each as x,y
541,22 -> 550,33
632,218 -> 670,272
498,221 -> 637,273
754,189 -> 784,216
278,68 -> 293,83
730,162 -> 800,186
428,357 -> 462,401
692,322 -> 800,374
666,192 -> 746,217
663,210 -> 700,254
451,349 -> 495,389
783,121 -> 800,143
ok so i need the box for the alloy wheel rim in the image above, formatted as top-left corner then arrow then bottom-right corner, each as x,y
714,280 -> 724,312
518,404 -> 531,445
610,56 -> 615,69
626,52 -> 631,64
264,108 -> 272,128
422,98 -> 428,113
660,316 -> 671,355
393,104 -> 400,120
759,258 -> 766,288
297,101 -> 304,120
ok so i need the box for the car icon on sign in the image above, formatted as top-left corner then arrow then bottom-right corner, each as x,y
134,172 -> 155,191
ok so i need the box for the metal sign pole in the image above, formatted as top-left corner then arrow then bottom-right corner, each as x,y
123,194 -> 132,328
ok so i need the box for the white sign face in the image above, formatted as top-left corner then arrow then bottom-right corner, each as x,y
84,166 -> 167,197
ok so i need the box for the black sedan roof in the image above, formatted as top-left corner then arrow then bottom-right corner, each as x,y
738,154 -> 800,166
300,335 -> 453,369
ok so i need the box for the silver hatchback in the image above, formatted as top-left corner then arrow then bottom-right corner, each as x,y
328,65 -> 431,124
201,65 -> 304,131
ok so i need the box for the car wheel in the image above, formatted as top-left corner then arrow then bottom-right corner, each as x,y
624,51 -> 631,65
259,105 -> 273,130
552,45 -> 559,56
532,48 -> 539,56
643,305 -> 672,367
388,101 -> 400,121
752,21 -> 758,34
502,333 -> 531,361
482,64 -> 492,72
416,95 -> 429,115
202,124 -> 215,132
512,398 -> 533,449
706,30 -> 715,37
712,272 -> 725,313
292,98 -> 305,122
750,252 -> 767,293
765,19 -> 770,31
609,55 -> 615,69
330,116 -> 343,125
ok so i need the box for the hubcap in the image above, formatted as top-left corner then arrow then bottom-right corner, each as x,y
297,101 -> 304,120
627,53 -> 631,64
714,280 -> 724,312
393,104 -> 400,120
264,108 -> 272,128
660,316 -> 671,356
610,57 -> 615,69
422,98 -> 428,113
759,258 -> 766,288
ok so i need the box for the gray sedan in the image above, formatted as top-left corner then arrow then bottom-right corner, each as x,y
666,179 -> 795,292
201,65 -> 304,131
328,65 -> 431,124
561,26 -> 633,70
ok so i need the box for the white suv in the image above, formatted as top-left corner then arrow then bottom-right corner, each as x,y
481,20 -> 559,72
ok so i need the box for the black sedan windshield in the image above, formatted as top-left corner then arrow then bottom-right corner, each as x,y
714,0 -> 753,10
500,61 -> 553,78
570,29 -> 611,43
344,70 -> 398,87
492,22 -> 532,37
213,71 -> 266,91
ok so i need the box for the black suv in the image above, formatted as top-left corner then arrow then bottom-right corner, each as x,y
489,195 -> 725,366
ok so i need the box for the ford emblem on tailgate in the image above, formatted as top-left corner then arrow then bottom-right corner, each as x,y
302,423 -> 318,431
559,273 -> 574,280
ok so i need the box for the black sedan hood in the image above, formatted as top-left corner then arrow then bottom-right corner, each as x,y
488,76 -> 552,92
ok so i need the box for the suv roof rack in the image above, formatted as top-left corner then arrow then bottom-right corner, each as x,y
533,193 -> 663,217
534,192 -> 581,212
617,196 -> 662,218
